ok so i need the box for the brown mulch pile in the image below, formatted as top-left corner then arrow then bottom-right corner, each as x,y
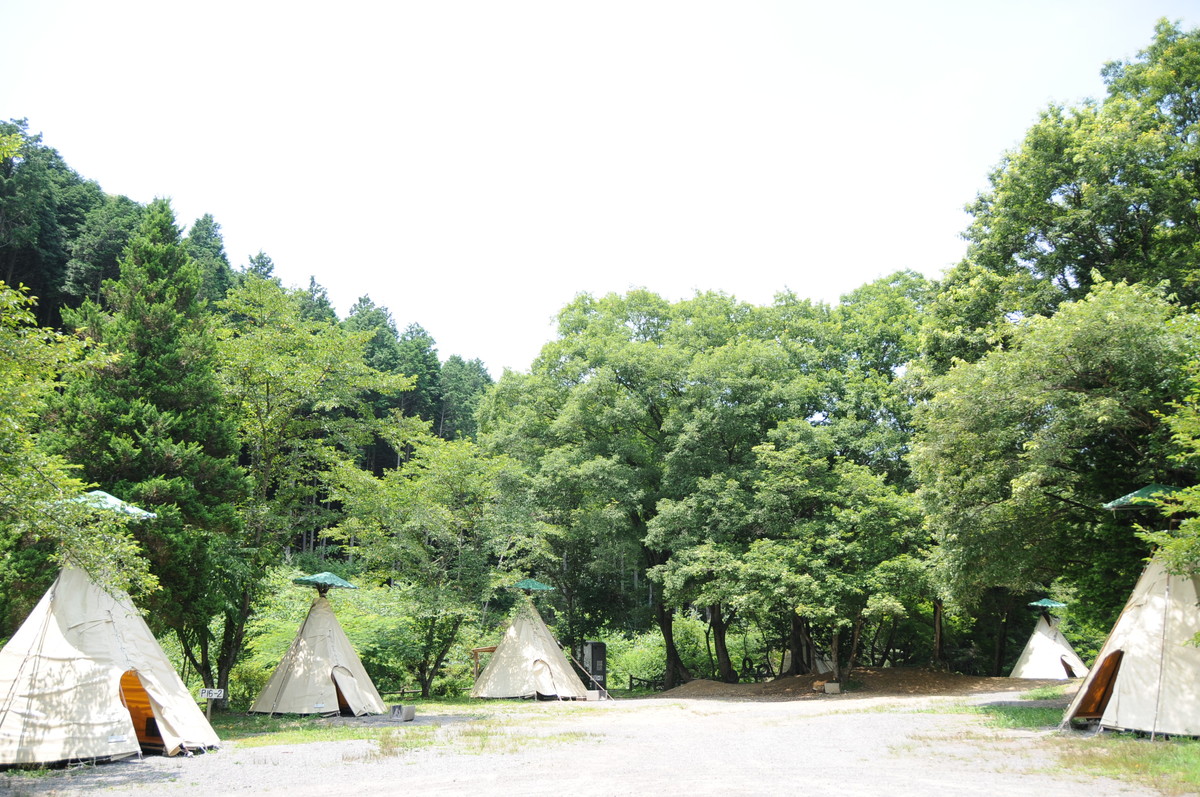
654,666 -> 1079,700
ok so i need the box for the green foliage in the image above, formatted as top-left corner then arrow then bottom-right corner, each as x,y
481,283 -> 930,683
1149,358 -> 1200,572
216,275 -> 410,547
185,214 -> 234,305
395,323 -> 443,423
0,119 -> 103,324
601,613 -> 773,686
0,132 -> 19,160
243,250 -> 275,279
213,275 -> 411,703
964,21 -> 1200,311
603,627 -> 668,686
437,355 -> 493,440
339,296 -> 417,470
330,422 -> 537,696
46,198 -> 248,691
61,194 -> 144,304
736,419 -> 924,676
0,281 -> 157,632
298,276 -> 338,323
913,281 -> 1195,620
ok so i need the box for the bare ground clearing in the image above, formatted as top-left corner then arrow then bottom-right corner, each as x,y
0,669 -> 1165,797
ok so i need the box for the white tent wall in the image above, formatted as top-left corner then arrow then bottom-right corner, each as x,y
1064,557 -> 1200,736
472,603 -> 588,700
250,596 -> 385,716
0,565 -> 219,766
1009,615 -> 1090,679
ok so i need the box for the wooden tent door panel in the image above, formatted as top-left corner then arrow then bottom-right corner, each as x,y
1073,650 -> 1124,719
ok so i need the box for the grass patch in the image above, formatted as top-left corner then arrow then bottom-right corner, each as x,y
350,726 -> 440,761
1020,684 -> 1068,700
210,713 -> 414,747
971,704 -> 1065,729
911,700 -> 1065,729
213,701 -> 601,759
1017,681 -> 1065,700
1056,734 -> 1200,795
344,721 -> 599,762
450,726 -> 600,755
920,693 -> 1200,793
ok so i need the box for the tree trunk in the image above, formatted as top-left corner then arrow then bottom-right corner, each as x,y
790,614 -> 823,674
416,615 -> 464,698
177,628 -> 212,688
867,619 -> 885,666
709,604 -> 739,683
786,613 -> 804,675
703,619 -> 714,677
655,602 -> 691,689
991,597 -> 1012,677
829,627 -> 841,683
881,617 -> 898,667
214,586 -> 256,710
932,598 -> 945,666
845,615 -> 865,682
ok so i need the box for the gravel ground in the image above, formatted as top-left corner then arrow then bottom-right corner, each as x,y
0,687 -> 1162,797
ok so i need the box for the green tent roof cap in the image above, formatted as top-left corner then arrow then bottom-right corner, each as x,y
293,572 -> 356,590
1028,598 -> 1066,608
1102,484 -> 1181,510
513,578 -> 554,591
71,490 -> 157,519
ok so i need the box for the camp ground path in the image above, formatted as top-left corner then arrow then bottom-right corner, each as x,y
2,691 -> 1160,797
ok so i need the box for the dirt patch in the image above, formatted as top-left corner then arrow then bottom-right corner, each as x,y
656,666 -> 1079,700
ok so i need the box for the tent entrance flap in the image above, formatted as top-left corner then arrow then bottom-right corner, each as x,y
331,666 -> 365,716
1073,650 -> 1124,720
119,670 -> 164,752
532,659 -> 556,697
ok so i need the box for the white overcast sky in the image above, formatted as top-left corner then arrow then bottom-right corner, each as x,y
5,1 -> 1199,376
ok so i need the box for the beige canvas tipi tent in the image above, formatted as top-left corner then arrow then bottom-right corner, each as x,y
472,603 -> 588,699
250,579 -> 385,716
1010,608 -> 1090,679
1064,556 -> 1200,736
0,565 -> 220,766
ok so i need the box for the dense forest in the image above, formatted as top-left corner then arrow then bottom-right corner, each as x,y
5,20 -> 1200,702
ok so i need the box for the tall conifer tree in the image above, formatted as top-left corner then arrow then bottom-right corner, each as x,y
48,198 -> 248,689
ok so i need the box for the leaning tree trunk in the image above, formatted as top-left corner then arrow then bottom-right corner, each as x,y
643,543 -> 690,689
708,604 -> 739,683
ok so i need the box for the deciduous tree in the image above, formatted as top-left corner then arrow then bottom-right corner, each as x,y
911,281 -> 1196,623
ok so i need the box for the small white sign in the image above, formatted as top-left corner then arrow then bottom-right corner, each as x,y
199,688 -> 225,699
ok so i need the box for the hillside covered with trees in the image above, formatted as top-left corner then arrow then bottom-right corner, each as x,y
4,21 -> 1200,700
